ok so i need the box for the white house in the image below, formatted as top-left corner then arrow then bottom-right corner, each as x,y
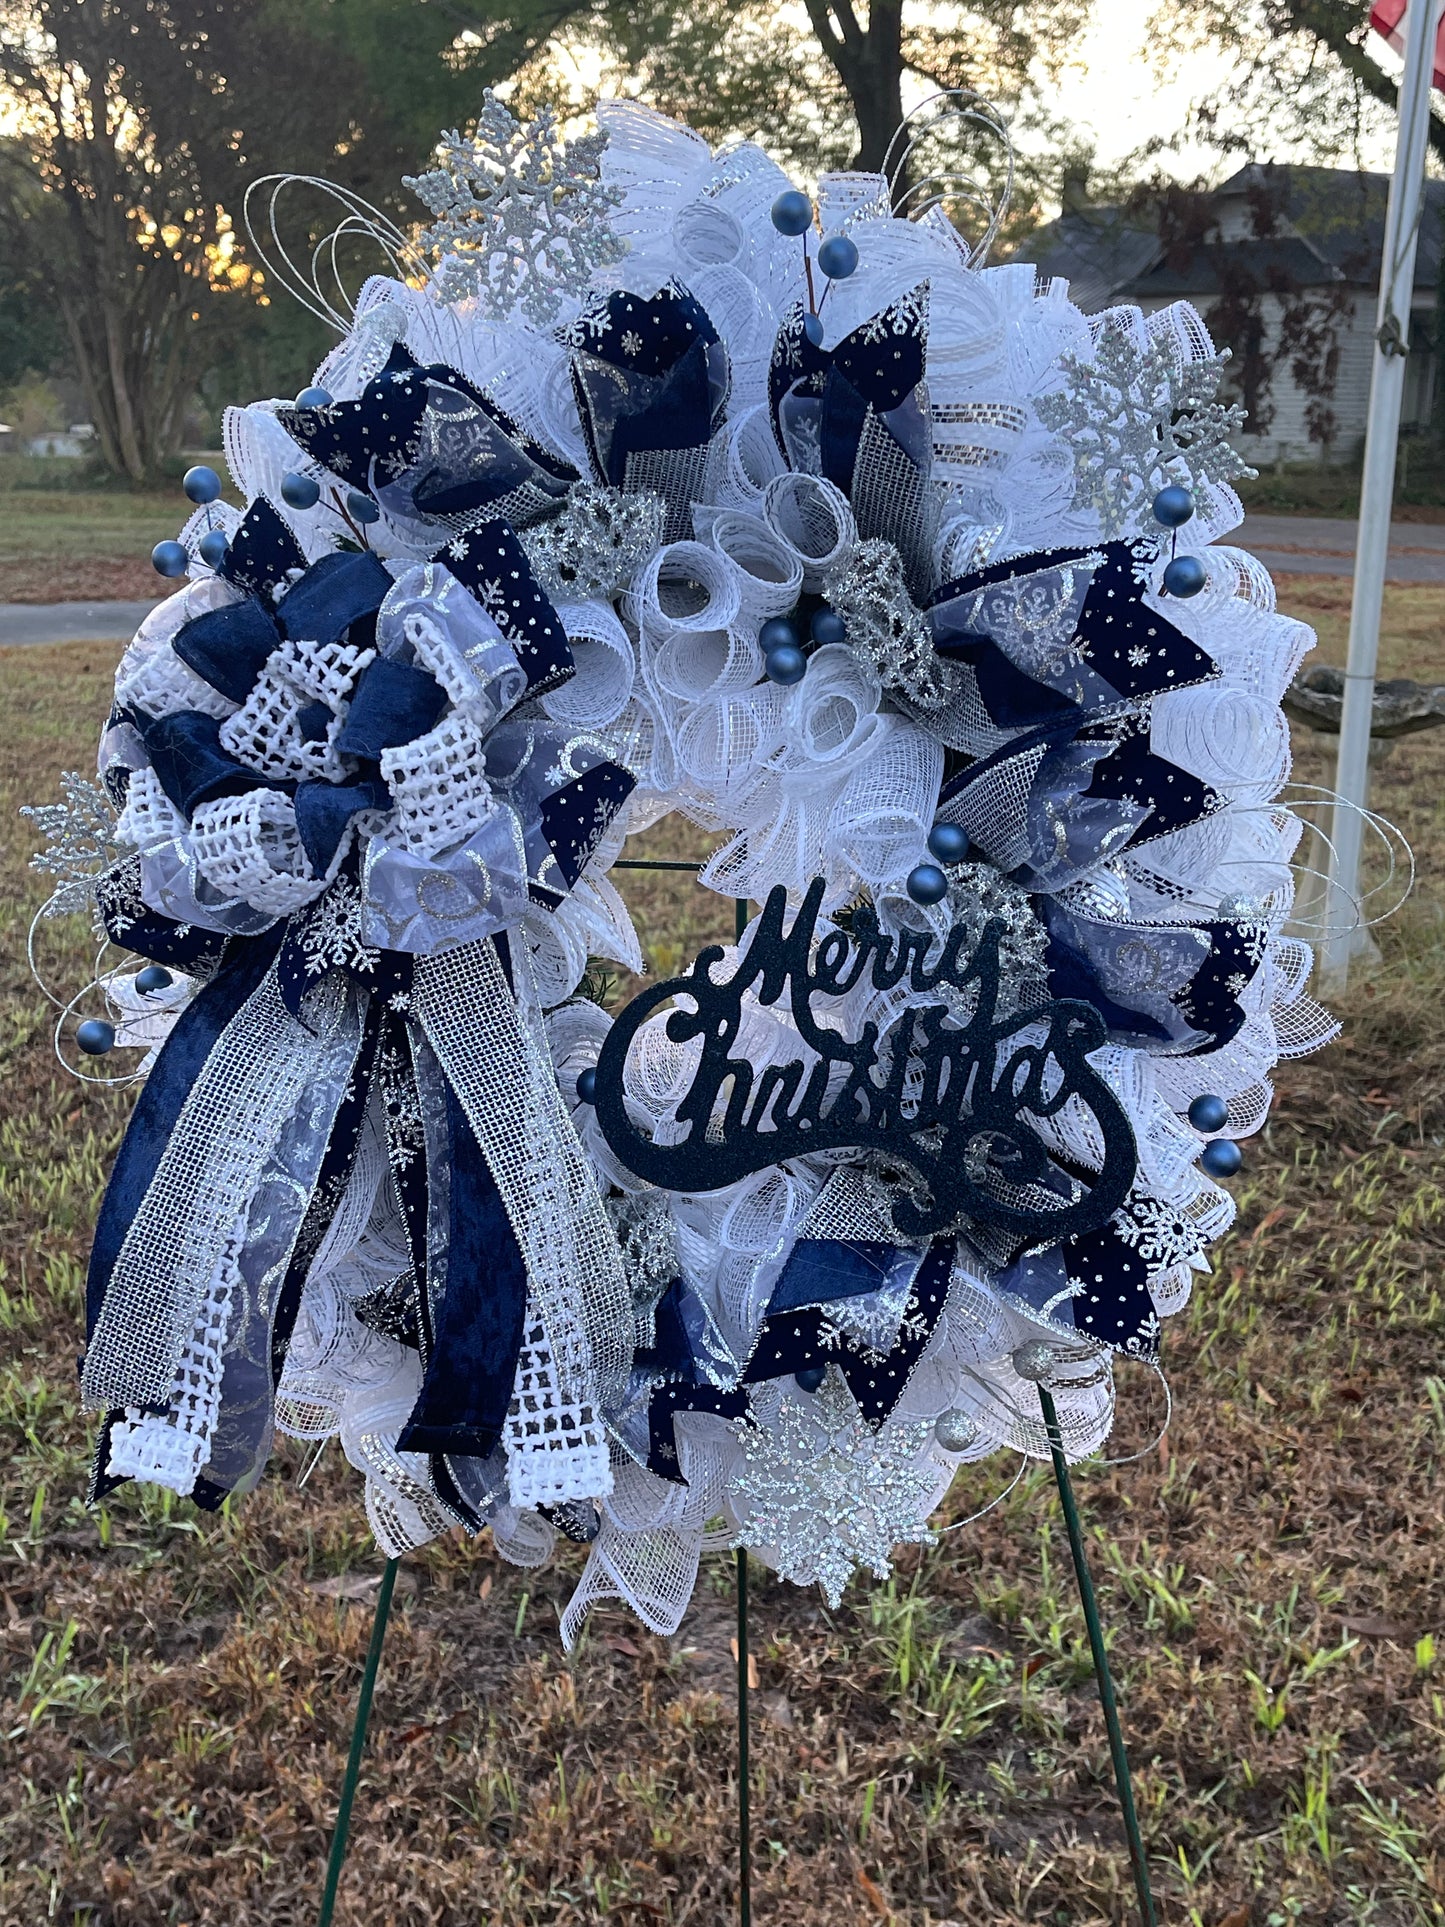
1029,165 -> 1443,465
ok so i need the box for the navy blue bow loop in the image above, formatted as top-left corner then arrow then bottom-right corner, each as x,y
217,498 -> 308,601
276,547 -> 394,648
929,541 -> 1221,718
172,596 -> 281,704
940,711 -> 1222,893
281,352 -> 578,538
566,282 -> 728,538
770,283 -> 936,593
135,710 -> 291,820
276,346 -> 425,491
334,658 -> 448,759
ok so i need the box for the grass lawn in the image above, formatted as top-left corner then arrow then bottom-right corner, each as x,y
0,577 -> 1442,1926
0,479 -> 196,603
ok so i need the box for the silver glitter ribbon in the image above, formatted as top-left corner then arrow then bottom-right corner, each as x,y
410,935 -> 631,1411
82,966 -> 355,1412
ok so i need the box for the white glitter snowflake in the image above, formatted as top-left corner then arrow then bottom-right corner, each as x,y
379,1042 -> 425,1170
24,772 -> 127,921
732,1372 -> 938,1608
1112,1187 -> 1207,1271
1035,317 -> 1255,539
298,878 -> 379,978
405,92 -> 626,325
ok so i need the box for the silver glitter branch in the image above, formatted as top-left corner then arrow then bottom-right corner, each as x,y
824,539 -> 959,710
1036,321 -> 1255,539
520,485 -> 666,602
23,773 -> 126,922
405,92 -> 626,325
732,1371 -> 939,1607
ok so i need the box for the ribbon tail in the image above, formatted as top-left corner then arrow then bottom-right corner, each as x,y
99,979 -> 369,1501
397,1054 -> 528,1462
411,936 -> 631,1418
84,956 -> 355,1412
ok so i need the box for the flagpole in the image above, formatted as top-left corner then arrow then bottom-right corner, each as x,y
1322,0 -> 1440,988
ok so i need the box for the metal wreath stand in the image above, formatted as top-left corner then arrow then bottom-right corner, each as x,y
314,869 -> 1158,1927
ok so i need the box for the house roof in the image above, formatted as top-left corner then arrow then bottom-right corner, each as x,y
1029,206 -> 1159,311
1027,163 -> 1445,312
1116,234 -> 1339,298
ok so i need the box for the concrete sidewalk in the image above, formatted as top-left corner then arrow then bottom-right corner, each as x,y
0,514 -> 1443,649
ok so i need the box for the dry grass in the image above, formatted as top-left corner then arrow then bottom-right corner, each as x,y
0,490 -> 182,604
0,578 -> 1442,1927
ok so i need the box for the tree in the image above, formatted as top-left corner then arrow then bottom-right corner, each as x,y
0,0 -> 592,482
1154,0 -> 1445,168
520,0 -> 1088,228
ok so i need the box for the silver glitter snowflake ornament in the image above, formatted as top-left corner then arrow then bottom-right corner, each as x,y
1036,318 -> 1255,539
732,1371 -> 939,1607
405,92 -> 626,325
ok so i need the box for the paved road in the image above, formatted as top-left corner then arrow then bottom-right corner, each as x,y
0,516 -> 1443,648
1241,513 -> 1445,583
0,600 -> 159,647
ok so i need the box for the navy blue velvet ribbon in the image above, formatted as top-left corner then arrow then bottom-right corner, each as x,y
293,775 -> 391,873
85,923 -> 285,1353
276,547 -> 393,647
136,710 -> 291,818
397,1076 -> 528,1462
174,596 -> 281,702
335,657 -> 448,757
217,499 -> 307,601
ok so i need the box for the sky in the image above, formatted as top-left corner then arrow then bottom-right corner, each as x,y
1045,0 -> 1404,178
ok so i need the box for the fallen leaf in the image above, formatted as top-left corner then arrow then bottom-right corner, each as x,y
1254,1384 -> 1278,1408
856,1868 -> 889,1918
1341,1614 -> 1410,1641
727,1637 -> 759,1688
478,1573 -> 493,1601
1023,1653 -> 1048,1681
395,1714 -> 461,1746
604,1633 -> 642,1658
1247,1206 -> 1288,1246
1216,1907 -> 1251,1927
759,1691 -> 795,1729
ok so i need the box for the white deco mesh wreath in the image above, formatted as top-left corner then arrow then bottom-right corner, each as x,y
27,90 -> 1375,1652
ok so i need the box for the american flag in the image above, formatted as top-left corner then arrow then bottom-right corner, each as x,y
1369,0 -> 1445,90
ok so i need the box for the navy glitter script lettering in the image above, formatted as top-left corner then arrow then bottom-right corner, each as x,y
592,878 -> 1138,1246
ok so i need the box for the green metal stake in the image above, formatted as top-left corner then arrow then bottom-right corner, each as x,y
734,893 -> 752,1927
736,1546 -> 752,1927
317,1557 -> 399,1927
1037,1387 -> 1157,1927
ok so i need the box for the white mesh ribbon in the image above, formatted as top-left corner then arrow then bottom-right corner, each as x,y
83,971 -> 355,1412
410,937 -> 631,1416
191,789 -> 331,918
504,1306 -> 613,1508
